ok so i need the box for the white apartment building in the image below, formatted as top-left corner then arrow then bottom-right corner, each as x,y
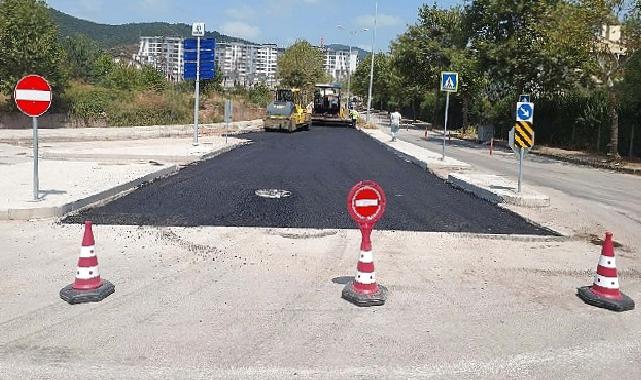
255,44 -> 279,88
215,42 -> 282,88
134,36 -> 184,82
323,48 -> 359,82
215,42 -> 257,87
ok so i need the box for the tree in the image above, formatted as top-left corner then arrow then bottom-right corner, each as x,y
351,53 -> 399,111
0,0 -> 67,99
277,40 -> 327,92
61,34 -> 103,81
466,0 -> 597,98
393,5 -> 482,127
580,0 -> 641,157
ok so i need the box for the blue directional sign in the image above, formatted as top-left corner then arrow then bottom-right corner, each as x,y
519,95 -> 530,103
516,102 -> 534,123
440,72 -> 459,92
183,37 -> 216,80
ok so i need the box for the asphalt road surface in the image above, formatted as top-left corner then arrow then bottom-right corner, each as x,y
67,126 -> 549,234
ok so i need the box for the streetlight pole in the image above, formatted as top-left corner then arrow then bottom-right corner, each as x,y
366,1 -> 378,123
337,26 -> 368,108
347,43 -> 353,104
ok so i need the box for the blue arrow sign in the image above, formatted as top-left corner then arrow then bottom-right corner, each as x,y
518,104 -> 532,120
516,102 -> 534,122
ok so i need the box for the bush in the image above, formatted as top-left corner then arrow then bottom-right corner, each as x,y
247,84 -> 272,107
63,81 -> 192,127
106,89 -> 191,126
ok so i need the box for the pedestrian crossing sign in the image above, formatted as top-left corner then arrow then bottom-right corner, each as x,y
440,72 -> 459,92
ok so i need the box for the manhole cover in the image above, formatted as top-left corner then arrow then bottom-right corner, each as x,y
255,189 -> 292,199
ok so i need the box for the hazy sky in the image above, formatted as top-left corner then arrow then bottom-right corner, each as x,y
46,0 -> 461,50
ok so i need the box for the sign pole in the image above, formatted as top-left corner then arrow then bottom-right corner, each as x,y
32,116 -> 39,200
225,99 -> 230,145
442,91 -> 450,161
193,36 -> 201,146
518,147 -> 524,193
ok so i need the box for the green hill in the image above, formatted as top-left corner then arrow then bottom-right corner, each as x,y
49,8 -> 251,49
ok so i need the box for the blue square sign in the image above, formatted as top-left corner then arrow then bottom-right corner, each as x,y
516,102 -> 534,123
440,72 -> 458,92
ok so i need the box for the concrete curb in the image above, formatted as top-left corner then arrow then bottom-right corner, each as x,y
0,141 -> 249,221
358,128 -> 470,174
0,120 -> 263,144
448,173 -> 550,208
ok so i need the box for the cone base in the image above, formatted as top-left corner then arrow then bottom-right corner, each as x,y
60,279 -> 115,305
577,286 -> 635,312
342,282 -> 387,307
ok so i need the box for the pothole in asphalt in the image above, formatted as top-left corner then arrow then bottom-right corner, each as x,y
255,189 -> 292,199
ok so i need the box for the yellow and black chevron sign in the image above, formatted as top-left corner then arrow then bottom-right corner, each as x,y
514,121 -> 534,149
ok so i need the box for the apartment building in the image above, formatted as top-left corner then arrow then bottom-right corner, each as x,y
323,48 -> 359,82
134,36 -> 184,82
255,44 -> 279,88
214,42 -> 282,88
215,42 -> 257,87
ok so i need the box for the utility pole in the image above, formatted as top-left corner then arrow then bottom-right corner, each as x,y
337,26 -> 368,107
366,1 -> 377,123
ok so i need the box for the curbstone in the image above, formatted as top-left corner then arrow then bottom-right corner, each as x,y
448,173 -> 550,208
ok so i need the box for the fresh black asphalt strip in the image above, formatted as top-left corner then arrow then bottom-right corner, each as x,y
65,126 -> 551,235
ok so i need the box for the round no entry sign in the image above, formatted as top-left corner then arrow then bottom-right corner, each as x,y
14,75 -> 52,117
347,180 -> 386,226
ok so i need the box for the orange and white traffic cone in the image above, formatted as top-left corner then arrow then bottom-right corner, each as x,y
577,232 -> 634,312
60,221 -> 115,304
342,224 -> 387,307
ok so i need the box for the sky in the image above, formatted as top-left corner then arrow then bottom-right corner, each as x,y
46,0 -> 461,51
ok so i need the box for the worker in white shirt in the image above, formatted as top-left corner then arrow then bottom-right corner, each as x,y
390,109 -> 402,142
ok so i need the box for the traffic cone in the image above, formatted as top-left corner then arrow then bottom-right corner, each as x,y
60,221 -> 115,304
342,224 -> 387,307
577,232 -> 634,312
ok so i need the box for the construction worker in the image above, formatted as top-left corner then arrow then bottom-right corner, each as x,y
349,108 -> 359,127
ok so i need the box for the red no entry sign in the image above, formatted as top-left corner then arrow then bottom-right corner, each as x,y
14,75 -> 52,117
347,180 -> 386,226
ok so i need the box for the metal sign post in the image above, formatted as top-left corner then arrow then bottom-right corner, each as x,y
193,36 -> 201,146
440,72 -> 459,161
512,101 -> 535,193
224,99 -> 233,145
442,91 -> 450,160
32,117 -> 39,200
518,147 -> 524,192
191,22 -> 205,146
14,74 -> 52,201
